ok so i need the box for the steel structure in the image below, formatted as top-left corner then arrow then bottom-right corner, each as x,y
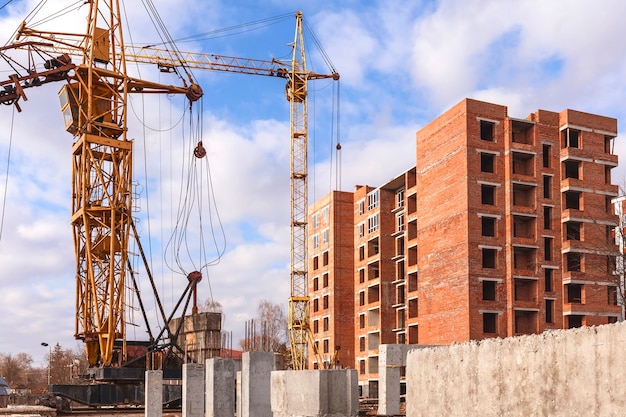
0,4 -> 337,370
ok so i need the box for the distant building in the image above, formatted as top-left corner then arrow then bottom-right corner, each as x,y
309,98 -> 621,397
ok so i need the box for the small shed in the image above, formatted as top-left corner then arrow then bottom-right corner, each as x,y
0,377 -> 8,396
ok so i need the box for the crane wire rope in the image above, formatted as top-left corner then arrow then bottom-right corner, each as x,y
122,0 -> 161,337
124,1 -> 226,327
0,104 -> 15,244
0,0 -> 15,11
143,12 -> 296,47
140,0 -> 199,87
3,0 -> 84,47
334,80 -> 342,191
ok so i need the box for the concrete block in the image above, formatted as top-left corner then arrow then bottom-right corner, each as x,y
182,363 -> 205,417
240,352 -> 274,417
271,369 -> 358,417
145,370 -> 162,417
206,358 -> 235,417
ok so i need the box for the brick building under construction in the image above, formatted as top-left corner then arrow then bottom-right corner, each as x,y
308,98 -> 621,396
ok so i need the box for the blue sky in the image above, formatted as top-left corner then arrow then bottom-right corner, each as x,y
2,0 -> 626,364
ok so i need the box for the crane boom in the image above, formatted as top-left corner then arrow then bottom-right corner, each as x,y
0,7 -> 338,370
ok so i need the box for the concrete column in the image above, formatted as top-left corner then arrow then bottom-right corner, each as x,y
206,358 -> 235,417
378,344 -> 422,416
271,369 -> 358,417
240,352 -> 274,417
182,363 -> 205,417
145,370 -> 162,417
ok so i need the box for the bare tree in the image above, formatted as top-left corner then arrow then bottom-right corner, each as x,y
239,300 -> 288,353
0,352 -> 33,388
200,298 -> 223,313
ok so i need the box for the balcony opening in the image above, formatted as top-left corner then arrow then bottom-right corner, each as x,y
565,221 -> 581,241
566,252 -> 582,272
605,135 -> 613,153
512,119 -> 533,144
512,183 -> 535,208
562,128 -> 580,149
513,246 -> 536,272
514,278 -> 537,302
513,215 -> 535,239
515,310 -> 537,334
368,309 -> 380,328
512,152 -> 534,176
368,237 -> 379,257
567,283 -> 582,304
368,285 -> 380,304
564,191 -> 581,210
563,160 -> 580,179
368,262 -> 380,281
567,315 -> 584,329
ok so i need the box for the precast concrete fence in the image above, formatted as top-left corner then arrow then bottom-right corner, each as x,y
406,321 -> 626,416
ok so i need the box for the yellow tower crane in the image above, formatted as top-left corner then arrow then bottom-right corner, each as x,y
0,3 -> 338,369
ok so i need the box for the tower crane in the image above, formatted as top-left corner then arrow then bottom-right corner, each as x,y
0,2 -> 338,370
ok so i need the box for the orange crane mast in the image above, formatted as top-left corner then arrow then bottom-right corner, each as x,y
0,2 -> 338,370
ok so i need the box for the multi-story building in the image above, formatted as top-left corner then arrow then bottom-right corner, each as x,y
309,98 -> 621,396
308,191 -> 355,369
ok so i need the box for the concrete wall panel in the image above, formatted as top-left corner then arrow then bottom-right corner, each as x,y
406,322 -> 626,416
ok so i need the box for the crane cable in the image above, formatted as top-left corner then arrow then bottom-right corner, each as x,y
0,105 -> 15,244
140,0 -> 198,87
163,100 -> 227,281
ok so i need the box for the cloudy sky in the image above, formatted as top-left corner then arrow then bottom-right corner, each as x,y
1,0 -> 626,365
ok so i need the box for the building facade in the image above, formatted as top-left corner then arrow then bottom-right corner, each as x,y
308,191 -> 355,370
309,98 -> 621,396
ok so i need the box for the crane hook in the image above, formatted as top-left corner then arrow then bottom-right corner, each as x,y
193,141 -> 206,158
